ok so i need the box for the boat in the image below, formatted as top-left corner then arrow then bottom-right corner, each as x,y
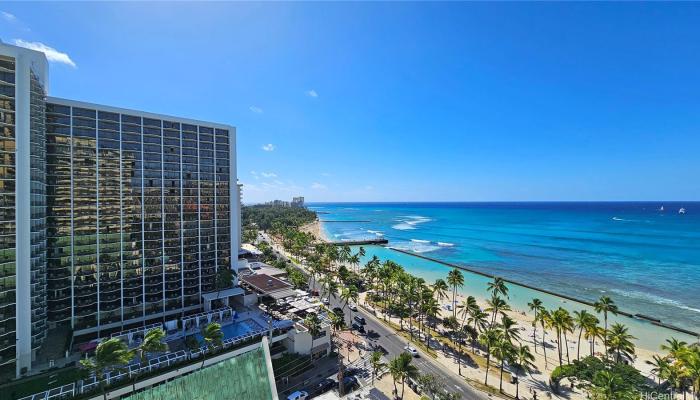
659,205 -> 664,211
679,208 -> 686,214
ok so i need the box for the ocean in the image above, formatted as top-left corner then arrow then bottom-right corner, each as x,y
310,202 -> 700,349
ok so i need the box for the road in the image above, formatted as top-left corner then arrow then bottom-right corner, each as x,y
260,233 -> 489,400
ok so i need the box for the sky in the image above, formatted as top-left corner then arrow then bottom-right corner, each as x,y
2,2 -> 699,203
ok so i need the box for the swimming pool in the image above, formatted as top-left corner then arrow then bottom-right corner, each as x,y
194,319 -> 265,343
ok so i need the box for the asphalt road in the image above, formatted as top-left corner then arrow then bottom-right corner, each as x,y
260,233 -> 489,400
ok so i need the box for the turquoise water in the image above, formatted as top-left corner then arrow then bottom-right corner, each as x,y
312,202 -> 700,350
196,319 -> 263,342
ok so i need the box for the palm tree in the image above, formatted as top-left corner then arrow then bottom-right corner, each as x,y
593,296 -> 618,360
486,295 -> 511,327
389,352 -> 419,400
305,312 -> 322,361
493,337 -> 516,392
80,338 -> 134,400
444,316 -> 463,375
479,327 -> 503,387
458,296 -> 480,351
423,296 -> 440,348
200,322 -> 223,368
446,269 -> 464,318
467,308 -> 489,352
340,284 -> 358,313
662,338 -> 689,360
528,298 -> 544,352
132,328 -> 167,392
500,315 -> 521,344
534,309 -> 551,368
487,277 -> 509,299
681,350 -> 700,400
370,351 -> 386,386
513,345 -> 536,399
433,279 -> 449,303
646,354 -> 670,385
606,323 -> 636,363
574,310 -> 597,360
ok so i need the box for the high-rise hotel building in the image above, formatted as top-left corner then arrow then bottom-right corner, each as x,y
0,42 -> 240,378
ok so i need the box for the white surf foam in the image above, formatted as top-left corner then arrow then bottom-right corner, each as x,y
437,242 -> 454,247
411,239 -> 430,243
392,223 -> 416,231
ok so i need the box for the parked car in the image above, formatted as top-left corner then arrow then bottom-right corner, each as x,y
314,378 -> 336,395
353,315 -> 366,325
342,376 -> 359,392
351,322 -> 365,333
348,302 -> 358,311
287,390 -> 309,400
403,345 -> 419,357
310,289 -> 320,296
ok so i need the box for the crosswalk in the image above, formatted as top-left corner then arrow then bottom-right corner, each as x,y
344,354 -> 388,387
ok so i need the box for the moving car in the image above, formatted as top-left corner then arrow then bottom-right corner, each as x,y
322,297 -> 330,305
351,322 -> 365,333
353,315 -> 366,325
403,345 -> 419,357
348,302 -> 358,311
287,391 -> 309,400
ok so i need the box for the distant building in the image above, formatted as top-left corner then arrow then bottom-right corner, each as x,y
292,196 -> 304,207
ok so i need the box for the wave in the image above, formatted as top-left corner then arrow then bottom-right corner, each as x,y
438,242 -> 455,247
392,223 -> 416,231
367,230 -> 384,237
390,242 -> 441,254
609,288 -> 700,315
411,239 -> 430,243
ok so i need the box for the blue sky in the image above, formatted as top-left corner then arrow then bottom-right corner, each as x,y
2,2 -> 699,203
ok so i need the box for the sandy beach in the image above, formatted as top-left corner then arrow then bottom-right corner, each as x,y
296,219 -> 668,399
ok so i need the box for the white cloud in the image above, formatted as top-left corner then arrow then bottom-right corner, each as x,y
12,39 -> 76,68
306,89 -> 318,98
311,182 -> 327,190
260,172 -> 277,178
249,106 -> 263,114
365,185 -> 374,191
261,143 -> 275,152
2,11 -> 16,22
320,172 -> 332,177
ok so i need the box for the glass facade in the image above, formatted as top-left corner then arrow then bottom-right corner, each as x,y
45,102 -> 233,334
0,56 -> 16,374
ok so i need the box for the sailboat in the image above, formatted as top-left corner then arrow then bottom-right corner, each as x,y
679,208 -> 686,214
659,205 -> 664,212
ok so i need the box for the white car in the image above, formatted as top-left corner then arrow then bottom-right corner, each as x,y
287,391 -> 309,400
348,302 -> 358,311
322,297 -> 330,305
404,345 -> 419,357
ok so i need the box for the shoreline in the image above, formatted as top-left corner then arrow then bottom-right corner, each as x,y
305,219 -> 699,350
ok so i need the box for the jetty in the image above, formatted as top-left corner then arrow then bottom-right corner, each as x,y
329,238 -> 388,246
319,220 -> 371,223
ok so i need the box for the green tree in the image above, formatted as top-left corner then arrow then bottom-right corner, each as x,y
513,345 -> 536,399
80,338 -> 134,400
493,337 -> 516,392
446,269 -> 464,318
594,296 -> 619,360
305,312 -> 322,362
132,328 -> 168,392
370,351 -> 386,385
606,323 -> 636,364
479,327 -> 503,387
528,298 -> 544,352
200,322 -> 223,369
574,310 -> 598,360
487,277 -> 509,299
389,352 -> 420,400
